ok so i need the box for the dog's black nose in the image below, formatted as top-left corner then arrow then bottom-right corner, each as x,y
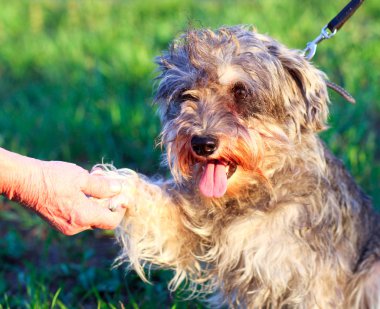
191,135 -> 219,157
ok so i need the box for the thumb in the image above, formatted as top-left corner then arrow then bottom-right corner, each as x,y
82,174 -> 122,198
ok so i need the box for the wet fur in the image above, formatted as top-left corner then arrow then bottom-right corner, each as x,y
99,26 -> 380,308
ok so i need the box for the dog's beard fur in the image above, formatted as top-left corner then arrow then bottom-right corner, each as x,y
96,26 -> 380,308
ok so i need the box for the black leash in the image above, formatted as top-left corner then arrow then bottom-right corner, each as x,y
327,0 -> 365,33
303,0 -> 364,60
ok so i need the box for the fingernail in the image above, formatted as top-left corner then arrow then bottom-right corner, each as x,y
110,180 -> 122,193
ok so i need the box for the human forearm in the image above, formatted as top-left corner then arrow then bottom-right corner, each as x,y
0,147 -> 43,204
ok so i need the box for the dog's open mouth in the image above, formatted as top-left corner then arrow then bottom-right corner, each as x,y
199,160 -> 237,198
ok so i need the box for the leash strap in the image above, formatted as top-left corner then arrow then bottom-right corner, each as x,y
303,0 -> 365,60
327,0 -> 364,32
326,81 -> 356,104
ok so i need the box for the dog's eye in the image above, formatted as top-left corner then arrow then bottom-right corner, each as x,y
179,92 -> 197,102
232,82 -> 249,102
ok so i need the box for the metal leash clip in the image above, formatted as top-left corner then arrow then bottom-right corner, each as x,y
303,26 -> 337,60
302,0 -> 364,60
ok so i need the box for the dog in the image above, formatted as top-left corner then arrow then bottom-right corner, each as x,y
96,26 -> 380,308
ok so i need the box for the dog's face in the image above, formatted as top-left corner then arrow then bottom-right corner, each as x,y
155,26 -> 329,198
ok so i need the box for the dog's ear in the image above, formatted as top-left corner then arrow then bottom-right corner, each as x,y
269,45 -> 329,132
154,53 -> 176,103
153,52 -> 186,122
154,48 -> 194,102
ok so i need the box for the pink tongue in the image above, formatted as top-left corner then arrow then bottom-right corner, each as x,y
199,162 -> 228,198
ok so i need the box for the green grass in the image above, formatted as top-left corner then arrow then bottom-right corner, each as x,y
0,0 -> 379,307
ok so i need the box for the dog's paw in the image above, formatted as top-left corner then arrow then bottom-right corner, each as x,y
91,164 -> 138,212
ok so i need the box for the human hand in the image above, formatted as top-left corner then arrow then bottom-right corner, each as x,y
5,159 -> 127,235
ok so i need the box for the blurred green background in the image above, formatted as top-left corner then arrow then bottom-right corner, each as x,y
0,0 -> 378,308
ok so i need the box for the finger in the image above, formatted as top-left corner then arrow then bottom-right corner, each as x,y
108,194 -> 131,210
84,198 -> 128,230
93,211 -> 126,230
59,225 -> 90,236
90,167 -> 104,175
49,215 -> 91,236
82,174 -> 122,198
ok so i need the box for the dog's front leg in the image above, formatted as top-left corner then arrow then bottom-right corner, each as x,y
93,166 -> 199,289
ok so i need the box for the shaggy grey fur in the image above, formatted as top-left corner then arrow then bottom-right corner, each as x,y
97,26 -> 380,308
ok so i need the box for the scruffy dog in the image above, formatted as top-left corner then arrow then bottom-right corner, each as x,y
99,26 -> 380,308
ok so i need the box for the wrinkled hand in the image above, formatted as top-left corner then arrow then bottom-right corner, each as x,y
5,159 -> 127,235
